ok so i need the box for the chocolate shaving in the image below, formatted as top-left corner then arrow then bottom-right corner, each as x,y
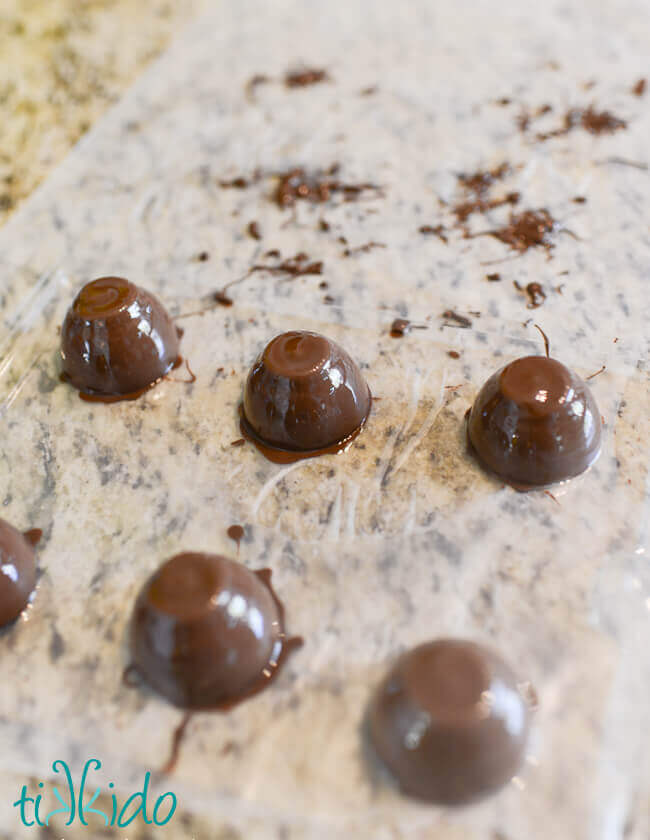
535,105 -> 627,141
214,290 -> 234,307
247,221 -> 262,240
342,241 -> 386,257
272,166 -> 381,209
441,310 -> 472,329
285,67 -> 330,88
515,280 -> 547,308
479,209 -> 557,256
534,324 -> 551,358
219,176 -> 250,189
632,78 -> 646,97
419,224 -> 448,243
586,364 -> 606,380
249,252 -> 324,278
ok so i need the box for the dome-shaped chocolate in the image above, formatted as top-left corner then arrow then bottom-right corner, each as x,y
0,518 -> 37,627
368,639 -> 532,805
130,553 -> 293,709
468,355 -> 601,487
61,277 -> 180,400
241,331 -> 371,459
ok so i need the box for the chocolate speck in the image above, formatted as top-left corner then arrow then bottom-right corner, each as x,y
196,251 -> 210,262
486,273 -> 501,282
249,252 -> 323,279
515,281 -> 547,308
231,438 -> 246,447
390,318 -> 411,338
247,221 -> 262,240
360,85 -> 378,96
442,310 -> 472,329
318,218 -> 330,231
496,97 -> 512,106
272,166 -> 380,209
219,176 -> 250,189
632,78 -> 646,97
214,290 -> 234,307
323,294 -> 335,304
419,224 -> 448,243
572,196 -> 587,204
285,67 -> 329,88
342,241 -> 386,257
319,281 -> 328,289
265,249 -> 281,258
448,350 -> 461,359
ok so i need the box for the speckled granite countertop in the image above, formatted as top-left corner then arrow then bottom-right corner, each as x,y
0,1 -> 648,838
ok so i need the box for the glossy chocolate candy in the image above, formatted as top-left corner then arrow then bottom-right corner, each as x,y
241,330 -> 371,462
468,355 -> 601,487
0,519 -> 38,627
61,277 -> 180,401
130,553 -> 299,709
369,639 -> 532,805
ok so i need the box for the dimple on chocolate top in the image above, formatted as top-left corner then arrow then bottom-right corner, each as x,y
242,330 -> 371,453
130,553 -> 287,709
368,639 -> 531,805
0,518 -> 37,627
61,277 -> 180,399
468,355 -> 601,486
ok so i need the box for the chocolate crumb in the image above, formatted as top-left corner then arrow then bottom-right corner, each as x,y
480,209 -> 557,256
572,196 -> 587,204
249,252 -> 323,279
514,281 -> 547,308
265,249 -> 281,258
632,78 -> 646,97
272,166 -> 381,209
535,105 -> 627,141
285,67 -> 330,88
318,281 -> 328,289
247,221 -> 262,240
419,224 -> 448,243
442,310 -> 472,329
214,290 -> 234,307
196,251 -> 210,262
323,294 -> 335,304
447,350 -> 461,359
486,272 -> 501,282
219,176 -> 250,189
390,318 -> 411,338
342,241 -> 386,257
318,218 -> 330,231
496,97 -> 512,106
